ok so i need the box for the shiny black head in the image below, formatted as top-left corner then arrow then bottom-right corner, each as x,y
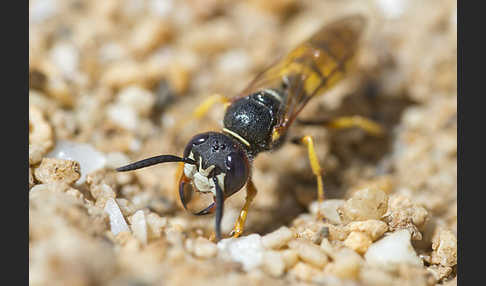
183,132 -> 250,197
116,131 -> 250,240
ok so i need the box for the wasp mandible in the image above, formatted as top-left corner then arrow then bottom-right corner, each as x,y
117,15 -> 383,240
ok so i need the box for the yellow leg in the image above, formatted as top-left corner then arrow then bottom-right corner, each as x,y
301,136 -> 325,203
327,116 -> 384,136
192,93 -> 229,119
231,178 -> 258,238
176,94 -> 229,130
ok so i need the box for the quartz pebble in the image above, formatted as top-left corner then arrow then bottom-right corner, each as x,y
309,199 -> 345,224
339,188 -> 389,222
130,210 -> 148,245
345,220 -> 388,241
261,226 -> 294,249
325,248 -> 363,279
365,229 -> 422,268
34,158 -> 80,185
193,237 -> 218,258
261,251 -> 285,277
217,234 -> 264,271
47,140 -> 106,184
104,198 -> 130,236
431,229 -> 457,267
280,249 -> 299,270
288,239 -> 328,268
344,231 -> 373,254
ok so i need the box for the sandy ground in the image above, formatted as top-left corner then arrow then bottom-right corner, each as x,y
29,0 -> 457,285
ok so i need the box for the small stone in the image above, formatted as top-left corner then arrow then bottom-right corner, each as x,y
365,229 -> 422,268
280,249 -> 299,270
345,220 -> 388,241
289,262 -> 322,282
288,239 -> 328,268
217,234 -> 264,271
130,210 -> 148,245
427,264 -> 453,281
360,266 -> 395,286
431,229 -> 457,267
130,18 -> 172,56
29,106 -> 53,152
339,188 -> 389,222
33,158 -> 81,184
261,226 -> 294,249
261,251 -> 285,277
344,231 -> 373,254
309,199 -> 345,224
47,140 -> 106,184
104,198 -> 130,236
29,144 -> 45,165
193,237 -> 218,258
325,248 -> 363,279
146,212 -> 168,239
116,85 -> 156,117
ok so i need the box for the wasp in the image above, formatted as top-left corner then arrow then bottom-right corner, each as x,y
117,15 -> 383,240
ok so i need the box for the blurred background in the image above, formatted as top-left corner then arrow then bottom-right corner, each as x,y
29,0 -> 457,285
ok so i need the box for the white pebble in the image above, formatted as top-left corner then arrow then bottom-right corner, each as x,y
30,0 -> 58,23
217,234 -> 264,271
106,104 -> 138,131
131,210 -> 148,245
117,86 -> 156,116
262,251 -> 285,277
104,198 -> 130,236
365,229 -> 422,268
262,226 -> 294,249
47,140 -> 106,184
50,42 -> 79,78
309,199 -> 345,224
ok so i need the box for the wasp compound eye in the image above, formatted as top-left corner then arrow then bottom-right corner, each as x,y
224,151 -> 249,196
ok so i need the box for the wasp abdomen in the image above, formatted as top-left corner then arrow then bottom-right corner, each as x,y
223,89 -> 283,153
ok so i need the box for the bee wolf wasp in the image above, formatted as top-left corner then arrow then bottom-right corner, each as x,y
117,15 -> 383,240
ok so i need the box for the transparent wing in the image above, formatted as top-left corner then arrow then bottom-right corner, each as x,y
232,15 -> 366,137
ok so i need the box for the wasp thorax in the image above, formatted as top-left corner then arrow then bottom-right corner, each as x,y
183,132 -> 250,198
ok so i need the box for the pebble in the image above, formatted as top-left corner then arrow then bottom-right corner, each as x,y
280,249 -> 298,270
339,188 -> 389,223
47,140 -> 107,184
288,239 -> 328,268
104,198 -> 130,236
130,210 -> 148,245
217,234 -> 264,271
431,229 -> 457,267
345,220 -> 388,241
34,158 -> 80,185
309,199 -> 345,224
193,237 -> 218,258
325,248 -> 363,279
343,231 -> 373,254
261,226 -> 294,250
261,251 -> 285,277
364,229 -> 422,268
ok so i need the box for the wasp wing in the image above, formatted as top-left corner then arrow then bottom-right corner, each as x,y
233,15 -> 366,138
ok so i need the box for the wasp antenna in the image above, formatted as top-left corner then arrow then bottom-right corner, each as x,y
116,155 -> 196,172
213,176 -> 224,241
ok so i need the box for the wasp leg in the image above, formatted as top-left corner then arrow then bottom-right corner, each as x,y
298,116 -> 384,136
192,93 -> 230,119
175,93 -> 230,130
230,177 -> 258,238
299,135 -> 326,203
